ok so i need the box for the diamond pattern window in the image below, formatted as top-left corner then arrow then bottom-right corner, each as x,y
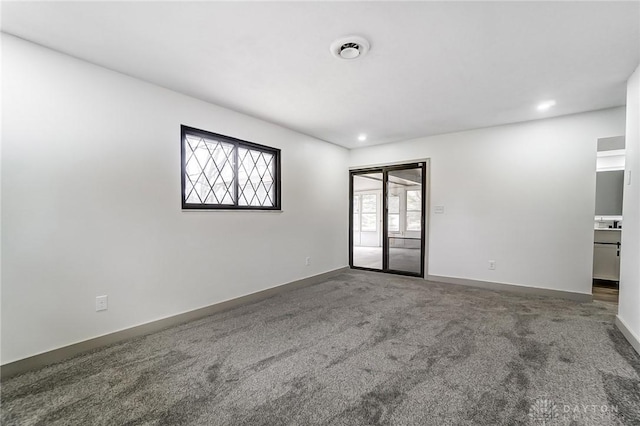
181,126 -> 281,210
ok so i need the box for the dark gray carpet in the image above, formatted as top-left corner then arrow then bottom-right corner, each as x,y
2,271 -> 639,425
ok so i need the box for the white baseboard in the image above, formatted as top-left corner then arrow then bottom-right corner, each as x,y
615,315 -> 640,355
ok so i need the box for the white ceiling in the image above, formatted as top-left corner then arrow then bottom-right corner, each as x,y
2,1 -> 639,149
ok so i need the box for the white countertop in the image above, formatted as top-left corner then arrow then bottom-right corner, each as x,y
594,228 -> 622,231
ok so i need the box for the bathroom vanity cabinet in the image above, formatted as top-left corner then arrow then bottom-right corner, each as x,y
593,229 -> 621,282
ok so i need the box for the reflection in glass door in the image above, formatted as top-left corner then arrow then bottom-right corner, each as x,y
350,163 -> 426,277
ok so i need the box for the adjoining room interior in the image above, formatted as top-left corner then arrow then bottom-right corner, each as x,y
592,136 -> 626,303
1,1 -> 640,425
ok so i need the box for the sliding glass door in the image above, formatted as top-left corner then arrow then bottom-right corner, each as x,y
350,163 -> 426,277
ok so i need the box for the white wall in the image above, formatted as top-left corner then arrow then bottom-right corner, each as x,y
618,64 -> 640,345
350,108 -> 626,294
1,35 -> 349,364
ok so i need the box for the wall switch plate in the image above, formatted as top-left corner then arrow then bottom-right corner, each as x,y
96,295 -> 108,312
488,260 -> 496,270
305,257 -> 311,266
434,206 -> 445,214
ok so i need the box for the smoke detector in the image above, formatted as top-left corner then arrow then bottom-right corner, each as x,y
330,36 -> 370,60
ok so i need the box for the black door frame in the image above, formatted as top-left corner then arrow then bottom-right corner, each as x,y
349,162 -> 427,278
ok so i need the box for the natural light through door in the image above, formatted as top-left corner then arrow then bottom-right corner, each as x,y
350,163 -> 426,277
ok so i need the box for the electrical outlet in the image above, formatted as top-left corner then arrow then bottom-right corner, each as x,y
488,260 -> 496,270
305,256 -> 311,266
96,295 -> 108,312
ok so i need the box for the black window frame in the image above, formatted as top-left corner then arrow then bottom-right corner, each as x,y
181,125 -> 282,210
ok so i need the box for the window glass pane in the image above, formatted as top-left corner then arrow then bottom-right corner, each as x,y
407,190 -> 421,211
361,213 -> 377,231
406,211 -> 421,231
389,195 -> 399,213
353,214 -> 360,231
184,136 -> 235,205
353,195 -> 360,213
362,194 -> 377,213
238,148 -> 276,207
388,213 -> 399,232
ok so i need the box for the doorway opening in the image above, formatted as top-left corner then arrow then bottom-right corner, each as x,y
593,136 -> 625,303
350,162 -> 427,278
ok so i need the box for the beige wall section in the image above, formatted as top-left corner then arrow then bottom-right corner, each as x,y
618,63 -> 640,353
1,35 -> 349,365
350,107 -> 626,295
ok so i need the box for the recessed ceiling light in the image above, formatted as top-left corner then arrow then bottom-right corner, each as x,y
330,36 -> 370,60
358,134 -> 367,141
537,100 -> 556,111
